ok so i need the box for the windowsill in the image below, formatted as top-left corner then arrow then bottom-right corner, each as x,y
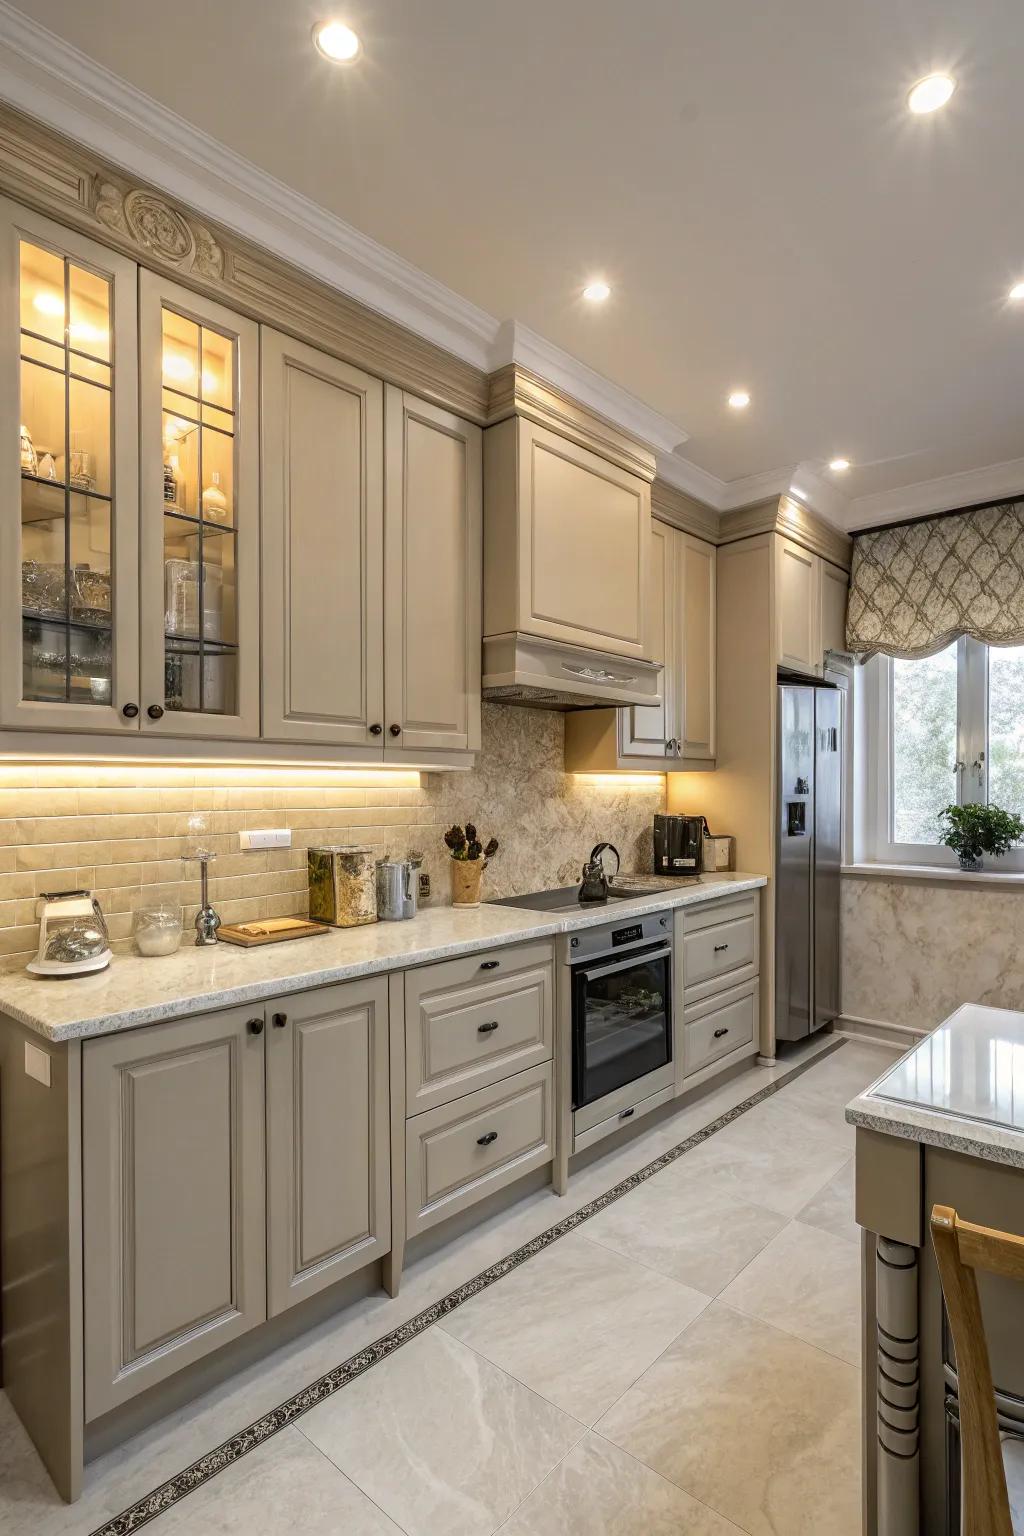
842,862 -> 1024,890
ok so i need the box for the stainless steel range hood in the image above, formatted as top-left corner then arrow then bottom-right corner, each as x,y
482,633 -> 663,710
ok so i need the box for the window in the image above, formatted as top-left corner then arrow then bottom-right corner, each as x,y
861,639 -> 1024,868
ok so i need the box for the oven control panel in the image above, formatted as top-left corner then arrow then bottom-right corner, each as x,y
611,923 -> 644,947
567,909 -> 671,965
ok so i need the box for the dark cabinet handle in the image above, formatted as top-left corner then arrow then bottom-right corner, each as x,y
121,702 -> 139,719
247,1017 -> 264,1036
714,943 -> 729,953
389,723 -> 402,737
714,1026 -> 729,1039
479,960 -> 499,971
369,723 -> 383,735
477,1130 -> 498,1146
478,1020 -> 500,1034
147,704 -> 164,720
272,1012 -> 288,1029
619,1106 -> 636,1120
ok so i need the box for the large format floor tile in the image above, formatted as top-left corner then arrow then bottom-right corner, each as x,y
156,1428 -> 403,1535
718,1219 -> 861,1365
440,1230 -> 710,1424
299,1327 -> 584,1536
583,1167 -> 788,1295
797,1158 -> 858,1245
597,1302 -> 861,1536
498,1431 -> 745,1535
658,1108 -> 852,1217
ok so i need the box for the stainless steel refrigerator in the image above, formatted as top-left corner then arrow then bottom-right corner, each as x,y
775,678 -> 843,1041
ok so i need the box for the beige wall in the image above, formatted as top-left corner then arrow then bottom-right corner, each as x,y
0,703 -> 664,968
842,874 -> 1024,1031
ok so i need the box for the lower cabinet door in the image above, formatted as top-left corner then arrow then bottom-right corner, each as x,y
266,977 -> 391,1317
83,1008 -> 267,1420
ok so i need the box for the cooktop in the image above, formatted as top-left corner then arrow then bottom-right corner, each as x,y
490,883 -> 684,914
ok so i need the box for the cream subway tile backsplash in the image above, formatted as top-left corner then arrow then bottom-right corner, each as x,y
0,704 -> 665,969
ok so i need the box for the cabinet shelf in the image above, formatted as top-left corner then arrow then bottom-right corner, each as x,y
23,610 -> 112,637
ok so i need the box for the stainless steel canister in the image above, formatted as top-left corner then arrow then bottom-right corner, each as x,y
375,858 -> 417,921
307,845 -> 377,927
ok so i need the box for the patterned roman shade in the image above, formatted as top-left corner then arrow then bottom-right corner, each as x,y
845,499 -> 1024,658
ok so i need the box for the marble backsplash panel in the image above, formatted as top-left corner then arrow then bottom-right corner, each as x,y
842,874 -> 1024,1031
0,703 -> 665,967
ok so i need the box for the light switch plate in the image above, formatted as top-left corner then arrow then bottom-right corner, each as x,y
239,829 -> 292,851
24,1039 -> 52,1087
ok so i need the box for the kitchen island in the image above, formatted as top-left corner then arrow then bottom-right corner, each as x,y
848,1003 -> 1024,1535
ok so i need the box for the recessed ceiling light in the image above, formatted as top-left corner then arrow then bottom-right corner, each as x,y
727,390 -> 750,410
907,73 -> 956,115
313,20 -> 361,62
582,280 -> 611,303
829,457 -> 851,473
1009,281 -> 1024,302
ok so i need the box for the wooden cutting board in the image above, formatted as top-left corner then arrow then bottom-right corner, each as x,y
217,917 -> 330,947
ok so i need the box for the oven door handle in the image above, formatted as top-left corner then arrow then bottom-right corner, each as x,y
576,944 -> 672,983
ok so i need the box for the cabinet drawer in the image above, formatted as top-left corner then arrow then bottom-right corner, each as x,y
406,948 -> 553,1113
405,1063 -> 553,1238
683,983 -> 757,1079
681,896 -> 758,1003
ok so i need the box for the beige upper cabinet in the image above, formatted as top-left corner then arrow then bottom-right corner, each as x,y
564,522 -> 717,771
266,978 -> 391,1317
1,197 -> 140,734
261,329 -> 385,748
139,271 -> 260,738
775,534 -> 849,676
384,388 -> 482,756
82,1007 -> 267,1419
484,417 -> 651,661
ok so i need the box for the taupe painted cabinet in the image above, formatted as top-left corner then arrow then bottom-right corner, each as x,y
82,977 -> 391,1418
261,328 -> 482,761
775,534 -> 849,676
563,520 -> 717,770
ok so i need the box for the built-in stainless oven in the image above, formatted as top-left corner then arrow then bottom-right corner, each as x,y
569,909 -> 675,1140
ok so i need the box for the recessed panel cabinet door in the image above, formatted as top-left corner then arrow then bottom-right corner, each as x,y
621,518 -> 675,757
384,388 -> 481,755
82,1008 -> 266,1419
261,329 -> 384,747
679,533 -> 716,760
266,977 -> 391,1317
0,196 -> 140,733
776,536 -> 821,675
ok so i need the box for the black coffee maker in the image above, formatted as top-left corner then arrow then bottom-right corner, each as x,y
653,813 -> 705,876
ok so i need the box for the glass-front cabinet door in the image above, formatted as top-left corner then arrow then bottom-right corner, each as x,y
138,271 -> 259,738
0,198 -> 140,731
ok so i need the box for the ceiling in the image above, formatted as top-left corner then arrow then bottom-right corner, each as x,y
9,0 -> 1024,525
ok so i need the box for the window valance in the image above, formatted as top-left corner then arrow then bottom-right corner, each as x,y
845,499 -> 1024,659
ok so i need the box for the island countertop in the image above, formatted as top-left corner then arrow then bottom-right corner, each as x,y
846,1002 -> 1024,1170
0,872 -> 766,1043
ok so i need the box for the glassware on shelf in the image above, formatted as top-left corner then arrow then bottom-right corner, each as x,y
68,436 -> 95,491
19,423 -> 37,476
22,560 -> 66,618
201,470 -> 229,524
37,450 -> 58,481
70,565 -> 112,626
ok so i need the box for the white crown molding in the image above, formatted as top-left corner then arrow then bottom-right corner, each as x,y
844,454 -> 1024,530
655,452 -> 795,516
497,322 -> 688,456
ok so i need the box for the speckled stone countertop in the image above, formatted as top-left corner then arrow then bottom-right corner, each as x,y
846,1003 -> 1024,1169
0,873 -> 766,1043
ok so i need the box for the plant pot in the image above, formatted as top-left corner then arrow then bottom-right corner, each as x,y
450,859 -> 484,907
958,853 -> 983,872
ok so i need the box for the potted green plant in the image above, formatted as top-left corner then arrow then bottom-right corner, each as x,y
937,803 -> 1024,872
444,823 -> 499,907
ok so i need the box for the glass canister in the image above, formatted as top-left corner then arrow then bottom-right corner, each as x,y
132,902 -> 184,956
308,845 -> 377,927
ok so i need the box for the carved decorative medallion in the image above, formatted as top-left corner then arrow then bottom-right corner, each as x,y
93,177 -> 224,279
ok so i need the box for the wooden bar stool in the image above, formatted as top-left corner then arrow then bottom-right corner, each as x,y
931,1204 -> 1024,1536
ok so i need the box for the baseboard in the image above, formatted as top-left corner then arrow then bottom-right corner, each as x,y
836,1013 -> 927,1052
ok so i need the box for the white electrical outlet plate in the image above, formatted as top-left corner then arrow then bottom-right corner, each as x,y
25,1040 -> 52,1087
239,829 -> 292,851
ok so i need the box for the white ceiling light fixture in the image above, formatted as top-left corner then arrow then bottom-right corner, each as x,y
1009,281 -> 1024,302
582,280 -> 611,303
727,389 -> 750,410
907,73 -> 956,115
828,457 -> 851,473
312,20 -> 362,63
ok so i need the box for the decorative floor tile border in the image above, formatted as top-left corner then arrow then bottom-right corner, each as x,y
92,1038 -> 846,1535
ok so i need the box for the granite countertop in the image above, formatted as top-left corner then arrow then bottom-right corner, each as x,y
846,1003 -> 1024,1169
0,872 -> 766,1044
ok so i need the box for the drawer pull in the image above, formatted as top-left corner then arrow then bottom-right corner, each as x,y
713,1026 -> 730,1039
478,1020 -> 500,1034
619,1106 -> 636,1120
477,1130 -> 499,1147
479,959 -> 500,971
714,943 -> 729,953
